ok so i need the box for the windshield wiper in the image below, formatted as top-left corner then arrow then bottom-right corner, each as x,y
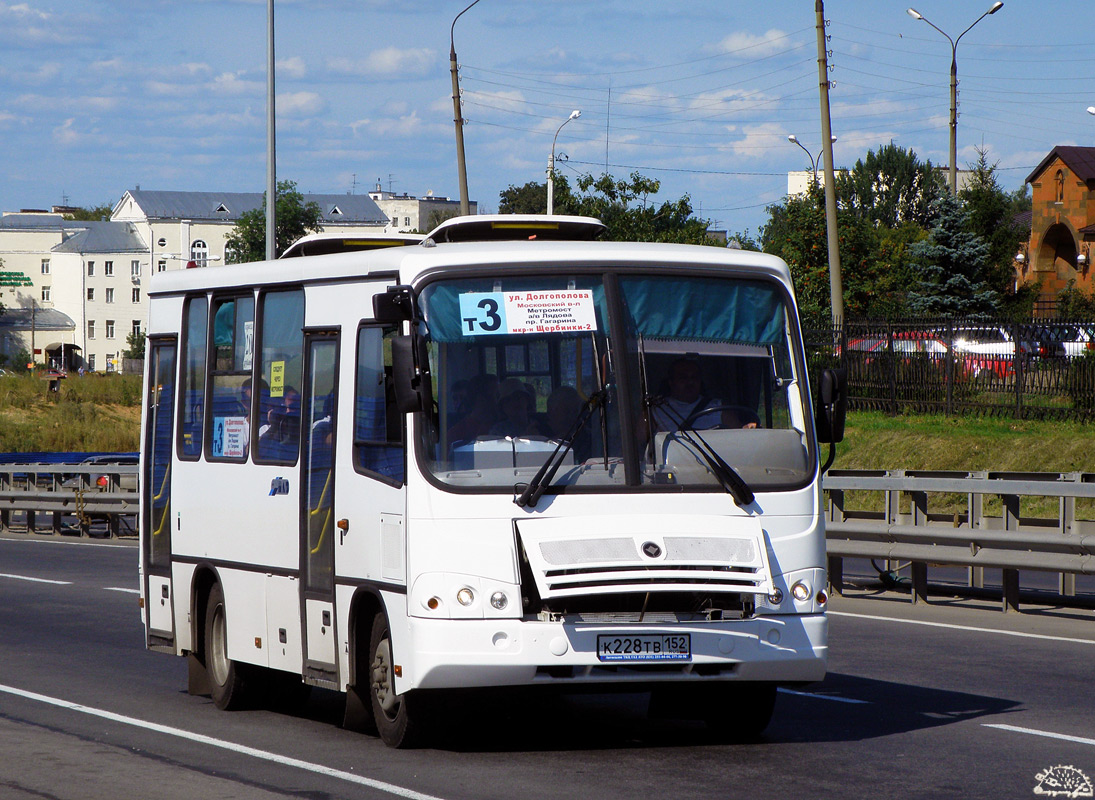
650,399 -> 755,508
514,388 -> 607,509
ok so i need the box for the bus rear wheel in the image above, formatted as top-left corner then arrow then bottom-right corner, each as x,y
205,583 -> 250,710
368,612 -> 427,748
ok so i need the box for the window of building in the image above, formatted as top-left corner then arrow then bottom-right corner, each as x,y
132,287 -> 141,303
106,320 -> 115,339
87,321 -> 96,339
106,288 -> 115,304
87,261 -> 95,276
105,353 -> 116,373
41,286 -> 51,302
1056,170 -> 1065,203
132,320 -> 141,337
131,260 -> 141,277
88,354 -> 96,371
157,260 -> 166,273
404,216 -> 411,227
191,240 -> 208,268
41,259 -> 50,275
87,288 -> 95,302
105,260 -> 114,276
391,216 -> 398,227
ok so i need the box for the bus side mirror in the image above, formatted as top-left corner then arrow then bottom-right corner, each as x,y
373,285 -> 414,324
815,367 -> 847,444
391,334 -> 432,415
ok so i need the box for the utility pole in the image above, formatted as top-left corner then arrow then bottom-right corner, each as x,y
816,0 -> 843,327
450,0 -> 482,217
265,0 -> 276,260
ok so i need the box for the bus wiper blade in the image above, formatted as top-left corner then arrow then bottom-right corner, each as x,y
514,389 -> 606,509
670,420 -> 755,508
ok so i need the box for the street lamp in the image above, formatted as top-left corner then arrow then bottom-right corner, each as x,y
547,109 -> 580,215
450,0 -> 483,217
907,2 -> 1003,195
1087,106 -> 1095,116
788,134 -> 837,184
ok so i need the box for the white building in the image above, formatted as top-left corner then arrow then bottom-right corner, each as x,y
368,182 -> 475,232
0,189 -> 390,372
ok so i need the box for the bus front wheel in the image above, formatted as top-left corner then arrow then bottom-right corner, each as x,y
205,583 -> 250,710
368,612 -> 427,748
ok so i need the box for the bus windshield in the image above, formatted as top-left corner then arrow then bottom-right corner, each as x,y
417,269 -> 812,494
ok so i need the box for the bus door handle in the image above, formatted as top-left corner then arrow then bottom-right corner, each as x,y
337,518 -> 349,544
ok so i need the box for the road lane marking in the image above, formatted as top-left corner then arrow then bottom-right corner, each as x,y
0,683 -> 447,800
984,723 -> 1095,748
0,573 -> 72,585
0,537 -> 132,550
105,587 -> 139,594
778,687 -> 869,704
828,610 -> 1095,646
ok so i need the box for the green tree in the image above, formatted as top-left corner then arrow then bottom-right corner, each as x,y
760,186 -> 891,325
123,328 -> 146,360
224,180 -> 323,262
574,172 -> 717,245
64,203 -> 114,221
498,174 -> 579,215
836,142 -> 945,229
906,194 -> 999,317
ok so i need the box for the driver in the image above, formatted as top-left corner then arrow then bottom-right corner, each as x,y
652,359 -> 722,431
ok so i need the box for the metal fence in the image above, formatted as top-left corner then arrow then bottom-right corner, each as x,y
805,318 -> 1095,420
0,463 -> 138,538
823,469 -> 1095,611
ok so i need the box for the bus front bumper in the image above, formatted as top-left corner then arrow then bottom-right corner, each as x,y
401,613 -> 827,691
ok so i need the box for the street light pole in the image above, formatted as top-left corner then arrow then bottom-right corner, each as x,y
547,110 -> 580,215
265,0 -> 276,260
907,2 -> 1003,196
450,0 -> 482,217
788,134 -> 837,183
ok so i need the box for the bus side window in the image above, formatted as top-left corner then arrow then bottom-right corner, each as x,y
255,289 -> 305,464
207,295 -> 255,461
354,325 -> 404,484
179,296 -> 208,459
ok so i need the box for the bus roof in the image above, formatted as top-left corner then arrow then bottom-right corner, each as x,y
280,231 -> 423,258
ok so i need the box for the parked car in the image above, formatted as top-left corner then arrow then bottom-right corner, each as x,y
951,326 -> 1030,378
61,454 -> 139,491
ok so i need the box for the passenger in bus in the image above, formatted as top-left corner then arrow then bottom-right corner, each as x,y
652,359 -> 722,431
258,386 -> 301,458
449,373 -> 499,443
490,378 -> 549,438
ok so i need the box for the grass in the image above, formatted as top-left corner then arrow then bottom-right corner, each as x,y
0,372 -> 141,452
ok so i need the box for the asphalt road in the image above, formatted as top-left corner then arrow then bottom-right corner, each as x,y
2,533 -> 1094,800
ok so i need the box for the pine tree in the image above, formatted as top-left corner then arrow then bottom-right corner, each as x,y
907,194 -> 999,318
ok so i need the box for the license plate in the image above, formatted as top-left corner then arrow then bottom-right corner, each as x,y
596,633 -> 691,662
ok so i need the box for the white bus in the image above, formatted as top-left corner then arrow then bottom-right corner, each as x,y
140,215 -> 846,748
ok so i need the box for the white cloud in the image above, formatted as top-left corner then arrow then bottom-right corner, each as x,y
350,110 -> 423,138
211,72 -> 264,95
277,91 -> 326,117
53,118 -> 78,146
727,122 -> 785,159
278,56 -> 307,79
328,47 -> 435,77
709,29 -> 791,59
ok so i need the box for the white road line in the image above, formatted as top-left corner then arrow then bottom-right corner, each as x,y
0,536 -> 132,550
984,723 -> 1095,748
0,573 -> 72,585
0,683 -> 447,800
104,587 -> 139,594
778,687 -> 869,704
828,610 -> 1095,646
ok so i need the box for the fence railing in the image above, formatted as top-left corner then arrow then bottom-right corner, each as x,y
805,318 -> 1095,420
0,463 -> 138,538
823,469 -> 1095,611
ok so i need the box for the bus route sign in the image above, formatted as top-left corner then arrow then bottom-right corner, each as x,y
458,290 -> 596,336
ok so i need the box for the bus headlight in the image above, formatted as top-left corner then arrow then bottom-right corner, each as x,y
456,587 -> 475,607
791,581 -> 811,602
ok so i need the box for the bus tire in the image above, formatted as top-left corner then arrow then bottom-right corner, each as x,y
204,582 -> 250,711
368,612 -> 426,748
703,682 -> 777,741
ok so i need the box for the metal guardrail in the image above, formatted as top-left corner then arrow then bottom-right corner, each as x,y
823,469 -> 1095,611
0,463 -> 138,538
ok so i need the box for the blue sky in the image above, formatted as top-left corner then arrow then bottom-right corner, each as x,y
1,0 -> 1092,237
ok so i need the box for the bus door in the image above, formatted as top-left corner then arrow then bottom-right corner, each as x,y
144,338 -> 177,645
300,331 -> 340,678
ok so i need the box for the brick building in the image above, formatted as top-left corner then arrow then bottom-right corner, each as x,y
1021,146 -> 1095,308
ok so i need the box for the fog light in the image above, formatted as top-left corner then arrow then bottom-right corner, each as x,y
490,591 -> 508,610
791,581 -> 810,602
767,587 -> 783,605
456,587 -> 475,606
